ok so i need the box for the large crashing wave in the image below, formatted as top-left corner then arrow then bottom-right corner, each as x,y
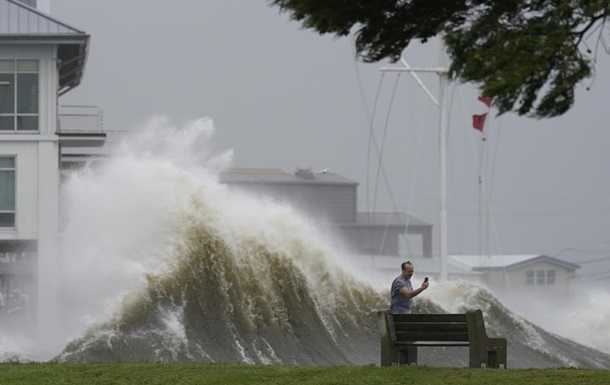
55,117 -> 384,365
58,214 -> 384,364
52,118 -> 610,368
57,220 -> 610,368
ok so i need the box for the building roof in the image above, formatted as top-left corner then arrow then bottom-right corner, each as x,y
371,255 -> 483,276
219,168 -> 358,186
0,0 -> 84,34
0,0 -> 89,94
559,253 -> 610,283
450,254 -> 580,272
336,212 -> 430,229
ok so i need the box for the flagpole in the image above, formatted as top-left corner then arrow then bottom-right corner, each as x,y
438,45 -> 450,282
380,58 -> 449,281
438,71 -> 449,282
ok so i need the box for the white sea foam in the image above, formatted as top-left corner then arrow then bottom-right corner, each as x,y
157,306 -> 188,361
506,289 -> 610,355
426,281 -> 583,366
234,337 -> 254,364
55,116 -> 356,362
0,333 -> 35,362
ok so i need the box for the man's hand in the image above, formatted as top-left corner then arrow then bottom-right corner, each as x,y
420,281 -> 429,290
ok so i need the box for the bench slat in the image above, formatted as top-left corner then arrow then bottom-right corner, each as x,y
394,322 -> 467,332
396,342 -> 470,347
392,314 -> 467,323
396,331 -> 470,342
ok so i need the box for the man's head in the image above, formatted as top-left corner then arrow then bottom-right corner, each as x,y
401,261 -> 414,279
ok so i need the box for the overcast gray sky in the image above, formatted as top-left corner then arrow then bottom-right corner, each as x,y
54,0 -> 610,259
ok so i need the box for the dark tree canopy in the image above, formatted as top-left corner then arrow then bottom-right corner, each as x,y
269,0 -> 610,118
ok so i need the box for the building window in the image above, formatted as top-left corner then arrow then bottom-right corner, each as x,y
526,269 -> 557,286
0,60 -> 39,132
0,157 -> 15,227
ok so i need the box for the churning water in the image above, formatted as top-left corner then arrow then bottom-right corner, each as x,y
56,116 -> 382,364
1,117 -> 609,367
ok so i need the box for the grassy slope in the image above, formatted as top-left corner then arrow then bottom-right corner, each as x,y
1,364 -> 609,385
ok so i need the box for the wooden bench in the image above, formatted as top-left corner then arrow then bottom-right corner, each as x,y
378,309 -> 507,368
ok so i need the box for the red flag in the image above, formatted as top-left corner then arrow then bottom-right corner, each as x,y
472,113 -> 487,132
478,95 -> 492,107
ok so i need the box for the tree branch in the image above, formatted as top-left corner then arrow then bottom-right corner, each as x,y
575,12 -> 608,47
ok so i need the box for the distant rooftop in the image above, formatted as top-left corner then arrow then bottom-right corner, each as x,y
450,254 -> 580,271
0,0 -> 89,94
373,254 -> 581,276
372,256 -> 482,276
451,255 -> 536,269
335,212 -> 431,228
220,168 -> 358,186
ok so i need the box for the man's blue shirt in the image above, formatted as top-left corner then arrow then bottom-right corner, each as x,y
390,274 -> 412,314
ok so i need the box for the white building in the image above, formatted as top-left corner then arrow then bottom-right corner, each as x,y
0,0 -> 103,337
450,254 -> 580,299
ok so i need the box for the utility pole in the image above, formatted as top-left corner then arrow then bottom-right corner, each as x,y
380,57 -> 450,281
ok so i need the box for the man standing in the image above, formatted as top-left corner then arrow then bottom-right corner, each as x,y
390,261 -> 429,314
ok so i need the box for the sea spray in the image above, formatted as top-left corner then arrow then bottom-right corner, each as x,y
499,289 -> 610,356
54,117 -> 385,363
57,117 -> 234,347
59,207 -> 385,364
20,116 -> 608,368
427,282 -> 610,368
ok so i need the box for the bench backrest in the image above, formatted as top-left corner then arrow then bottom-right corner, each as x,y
386,311 -> 488,344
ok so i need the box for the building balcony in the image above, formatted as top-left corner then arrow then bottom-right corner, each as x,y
57,105 -> 106,148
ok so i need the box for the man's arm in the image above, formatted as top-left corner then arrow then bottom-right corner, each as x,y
399,281 -> 429,299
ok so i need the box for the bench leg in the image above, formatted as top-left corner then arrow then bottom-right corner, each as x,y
381,344 -> 417,366
399,346 -> 418,366
379,311 -> 395,367
380,334 -> 397,366
487,338 -> 507,369
469,343 -> 489,368
378,310 -> 417,367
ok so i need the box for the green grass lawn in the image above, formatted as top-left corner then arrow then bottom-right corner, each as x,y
0,364 -> 609,385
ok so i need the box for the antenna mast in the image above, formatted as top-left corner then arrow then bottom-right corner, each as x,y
380,55 -> 450,281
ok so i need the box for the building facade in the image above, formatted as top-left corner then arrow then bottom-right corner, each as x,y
450,254 -> 580,301
0,0 -> 103,335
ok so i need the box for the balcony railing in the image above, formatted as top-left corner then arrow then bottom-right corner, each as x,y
57,105 -> 104,133
57,105 -> 106,148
